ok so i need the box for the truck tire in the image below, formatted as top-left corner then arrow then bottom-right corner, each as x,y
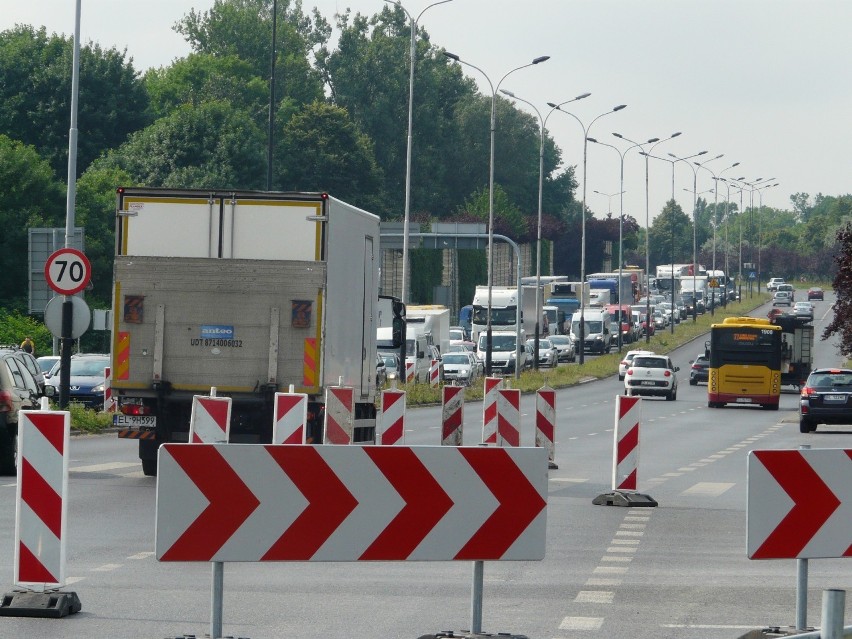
141,458 -> 158,477
0,424 -> 15,476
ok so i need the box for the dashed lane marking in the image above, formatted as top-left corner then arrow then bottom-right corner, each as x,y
574,590 -> 615,604
559,616 -> 604,631
681,482 -> 735,497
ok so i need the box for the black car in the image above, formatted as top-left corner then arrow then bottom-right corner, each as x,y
799,367 -> 852,433
689,354 -> 709,385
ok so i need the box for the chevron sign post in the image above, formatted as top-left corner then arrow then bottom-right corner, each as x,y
747,448 -> 852,559
189,391 -> 231,444
155,444 -> 548,562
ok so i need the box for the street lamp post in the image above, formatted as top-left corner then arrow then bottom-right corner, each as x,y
588,135 -> 657,350
668,151 -> 709,322
617,131 -> 682,343
443,51 -> 550,378
548,103 -> 628,364
739,177 -> 766,296
500,90 -> 590,369
389,0 -> 454,304
755,181 -> 778,291
592,189 -> 625,217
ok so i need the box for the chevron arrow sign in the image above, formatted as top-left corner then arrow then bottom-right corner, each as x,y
155,444 -> 548,562
747,448 -> 852,559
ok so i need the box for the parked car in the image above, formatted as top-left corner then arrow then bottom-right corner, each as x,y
0,352 -> 53,474
45,353 -> 110,409
526,338 -> 558,368
548,334 -> 576,363
772,291 -> 793,307
767,277 -> 785,292
624,354 -> 679,400
37,355 -> 60,374
793,301 -> 814,322
440,351 -> 481,386
618,349 -> 654,382
689,353 -> 710,385
0,348 -> 45,393
799,367 -> 852,433
807,287 -> 824,301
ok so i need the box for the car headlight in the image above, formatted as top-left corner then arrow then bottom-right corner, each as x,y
92,383 -> 105,393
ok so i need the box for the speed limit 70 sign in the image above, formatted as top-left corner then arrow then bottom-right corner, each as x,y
44,248 -> 92,295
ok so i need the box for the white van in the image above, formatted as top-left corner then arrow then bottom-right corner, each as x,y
571,308 -> 612,354
476,330 -> 527,376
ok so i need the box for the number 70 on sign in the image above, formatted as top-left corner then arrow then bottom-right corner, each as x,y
44,248 -> 92,296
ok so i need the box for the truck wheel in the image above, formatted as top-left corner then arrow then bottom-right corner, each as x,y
141,458 -> 158,477
0,428 -> 16,476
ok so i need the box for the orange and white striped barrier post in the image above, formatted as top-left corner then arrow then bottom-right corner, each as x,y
103,366 -> 116,413
405,361 -> 415,384
535,387 -> 557,468
377,389 -> 406,445
4,398 -> 82,616
324,386 -> 354,444
272,386 -> 308,445
189,387 -> 231,444
481,377 -> 503,444
441,385 -> 464,446
593,395 -> 657,507
497,388 -> 521,447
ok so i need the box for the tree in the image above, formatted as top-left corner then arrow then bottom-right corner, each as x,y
98,101 -> 267,190
275,101 -> 384,209
0,26 -> 150,178
0,136 -> 65,312
648,199 -> 692,269
822,222 -> 852,355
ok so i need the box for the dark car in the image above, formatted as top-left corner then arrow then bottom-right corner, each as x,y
807,287 -> 824,301
689,353 -> 710,386
799,368 -> 852,433
46,353 -> 110,409
0,352 -> 53,474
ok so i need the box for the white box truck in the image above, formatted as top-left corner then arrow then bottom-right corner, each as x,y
112,188 -> 395,475
470,285 -> 521,343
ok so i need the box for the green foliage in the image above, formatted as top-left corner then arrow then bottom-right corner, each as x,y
649,199 -> 692,269
0,135 -> 65,312
823,222 -> 852,356
99,101 -> 267,190
58,402 -> 113,432
0,25 -> 150,178
0,310 -> 53,356
408,248 -> 444,305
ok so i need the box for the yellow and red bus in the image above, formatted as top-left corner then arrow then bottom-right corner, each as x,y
707,317 -> 782,409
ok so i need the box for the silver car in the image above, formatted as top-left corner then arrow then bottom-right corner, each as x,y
440,351 -> 481,386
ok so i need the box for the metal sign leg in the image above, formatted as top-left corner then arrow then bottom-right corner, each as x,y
211,561 -> 224,639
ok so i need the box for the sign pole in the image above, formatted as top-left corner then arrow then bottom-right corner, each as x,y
471,560 -> 484,634
795,443 -> 810,631
59,298 -> 73,408
211,561 -> 224,639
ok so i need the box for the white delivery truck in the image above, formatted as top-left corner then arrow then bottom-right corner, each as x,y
571,307 -> 612,354
112,188 -> 399,475
387,305 -> 450,383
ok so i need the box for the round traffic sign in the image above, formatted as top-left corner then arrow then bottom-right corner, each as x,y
44,248 -> 92,295
44,295 -> 91,339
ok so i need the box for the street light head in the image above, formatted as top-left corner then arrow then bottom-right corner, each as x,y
532,55 -> 550,64
546,102 -> 558,109
732,162 -> 740,167
500,89 -> 515,98
712,153 -> 724,160
667,152 -> 676,158
613,104 -> 627,112
443,51 -> 460,61
576,92 -> 591,100
612,132 -> 624,139
587,136 -> 598,143
670,132 -> 682,139
647,137 -> 660,143
697,150 -> 708,156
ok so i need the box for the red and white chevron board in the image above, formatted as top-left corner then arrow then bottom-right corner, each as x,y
441,385 -> 464,446
190,395 -> 231,444
155,444 -> 548,562
482,377 -> 503,444
273,392 -> 308,445
534,387 -> 556,462
747,448 -> 852,559
378,389 -> 406,445
405,361 -> 415,384
429,360 -> 440,387
497,389 -> 521,447
103,366 -> 116,412
324,386 -> 354,445
14,408 -> 70,588
612,395 -> 641,491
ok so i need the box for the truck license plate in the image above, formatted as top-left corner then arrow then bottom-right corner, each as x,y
113,414 -> 157,427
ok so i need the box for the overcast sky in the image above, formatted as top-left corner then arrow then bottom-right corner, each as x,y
4,0 -> 851,223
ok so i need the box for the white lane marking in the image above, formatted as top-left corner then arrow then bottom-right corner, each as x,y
585,577 -> 622,587
560,616 -> 604,631
677,466 -> 697,472
65,576 -> 85,585
600,555 -> 632,563
128,552 -> 155,560
606,546 -> 637,553
593,566 -> 628,574
575,590 -> 615,604
92,563 -> 122,572
681,482 -> 735,497
615,530 -> 644,537
70,462 -> 139,473
610,539 -> 639,545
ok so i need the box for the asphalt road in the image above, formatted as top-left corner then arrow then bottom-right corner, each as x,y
0,296 -> 849,639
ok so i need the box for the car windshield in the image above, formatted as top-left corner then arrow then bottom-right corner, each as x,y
549,336 -> 569,345
633,357 -> 667,368
69,358 -> 109,376
442,354 -> 470,365
381,354 -> 397,368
